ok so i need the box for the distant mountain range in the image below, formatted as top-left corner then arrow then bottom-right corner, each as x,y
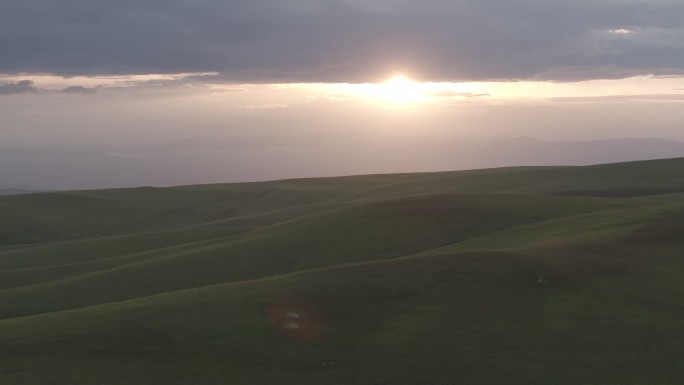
2,136 -> 684,190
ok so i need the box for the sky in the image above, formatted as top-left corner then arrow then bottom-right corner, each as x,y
1,0 -> 683,189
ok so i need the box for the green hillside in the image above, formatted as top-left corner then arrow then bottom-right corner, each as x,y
1,158 -> 684,384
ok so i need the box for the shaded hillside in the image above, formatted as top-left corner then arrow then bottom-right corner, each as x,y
0,189 -> 43,197
1,158 -> 684,384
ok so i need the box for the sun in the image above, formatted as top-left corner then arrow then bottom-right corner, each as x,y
371,75 -> 426,104
326,75 -> 428,105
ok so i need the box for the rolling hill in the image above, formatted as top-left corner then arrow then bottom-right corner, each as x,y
1,158 -> 684,384
0,189 -> 43,197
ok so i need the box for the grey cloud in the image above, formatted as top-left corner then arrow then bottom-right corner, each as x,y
61,86 -> 96,94
0,80 -> 37,95
535,66 -> 645,82
0,0 -> 683,82
0,81 -> 98,96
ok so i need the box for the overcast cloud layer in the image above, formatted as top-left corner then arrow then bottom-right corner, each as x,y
1,0 -> 683,82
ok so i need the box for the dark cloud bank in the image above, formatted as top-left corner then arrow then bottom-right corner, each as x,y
1,0 -> 683,82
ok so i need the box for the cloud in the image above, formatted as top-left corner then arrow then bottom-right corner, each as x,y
0,0 -> 683,82
0,80 -> 36,95
549,94 -> 684,103
61,86 -> 96,95
426,90 -> 490,98
1,80 -> 97,95
231,103 -> 288,110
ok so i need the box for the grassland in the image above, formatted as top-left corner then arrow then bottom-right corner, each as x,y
1,158 -> 684,384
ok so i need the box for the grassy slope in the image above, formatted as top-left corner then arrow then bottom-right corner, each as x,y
1,158 -> 684,384
0,193 -> 645,319
0,177 -> 393,246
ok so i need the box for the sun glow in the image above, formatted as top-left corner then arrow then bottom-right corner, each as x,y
322,75 -> 492,108
326,75 -> 431,105
372,75 -> 427,104
325,75 -> 489,106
